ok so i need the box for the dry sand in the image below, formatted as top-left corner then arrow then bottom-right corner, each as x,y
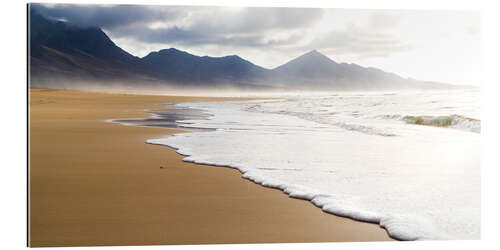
29,88 -> 393,247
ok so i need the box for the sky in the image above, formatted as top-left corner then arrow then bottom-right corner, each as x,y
31,3 -> 481,86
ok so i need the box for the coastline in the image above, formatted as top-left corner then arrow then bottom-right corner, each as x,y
29,88 -> 393,247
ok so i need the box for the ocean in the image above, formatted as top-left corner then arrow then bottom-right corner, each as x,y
122,89 -> 480,240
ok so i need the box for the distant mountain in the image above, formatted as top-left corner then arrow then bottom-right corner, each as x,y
273,50 -> 339,78
140,48 -> 269,86
267,50 -> 448,90
29,10 -> 455,91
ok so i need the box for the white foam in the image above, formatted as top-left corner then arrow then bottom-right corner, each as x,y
144,89 -> 480,241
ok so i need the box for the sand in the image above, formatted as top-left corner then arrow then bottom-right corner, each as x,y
28,88 -> 392,247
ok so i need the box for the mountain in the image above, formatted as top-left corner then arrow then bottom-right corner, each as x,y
267,50 -> 447,90
29,11 -> 270,89
29,11 -> 454,91
29,11 -> 158,88
140,48 -> 269,86
273,50 -> 339,78
30,13 -> 139,65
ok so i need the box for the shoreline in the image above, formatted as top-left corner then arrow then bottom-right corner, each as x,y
140,100 -> 401,240
29,88 -> 393,247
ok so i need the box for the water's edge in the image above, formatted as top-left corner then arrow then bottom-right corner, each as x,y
146,139 -> 401,241
107,102 -> 401,241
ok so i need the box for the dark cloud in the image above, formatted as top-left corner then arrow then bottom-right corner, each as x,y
31,4 -> 323,49
30,3 -> 185,29
29,4 -> 412,60
109,24 -> 304,48
185,8 -> 324,34
108,7 -> 323,48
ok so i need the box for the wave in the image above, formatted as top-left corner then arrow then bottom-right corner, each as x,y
147,137 -> 446,241
402,115 -> 480,133
376,114 -> 480,133
247,105 -> 397,137
122,96 -> 479,241
329,122 -> 396,136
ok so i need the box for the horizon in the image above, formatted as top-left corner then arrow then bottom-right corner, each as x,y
30,3 -> 480,86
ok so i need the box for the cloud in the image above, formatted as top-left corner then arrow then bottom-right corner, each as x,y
183,8 -> 324,34
307,23 -> 413,59
30,3 -> 186,29
369,13 -> 402,30
30,4 -> 414,62
109,24 -> 304,48
31,4 -> 323,50
108,7 -> 323,49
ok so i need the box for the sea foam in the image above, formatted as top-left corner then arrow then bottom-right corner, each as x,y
137,90 -> 479,241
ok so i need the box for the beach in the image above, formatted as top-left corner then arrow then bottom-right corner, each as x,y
28,88 -> 392,247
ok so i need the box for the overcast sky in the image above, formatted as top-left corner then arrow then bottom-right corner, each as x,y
32,3 -> 480,86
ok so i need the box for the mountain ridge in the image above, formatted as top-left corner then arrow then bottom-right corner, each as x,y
140,47 -> 269,85
29,11 -> 456,91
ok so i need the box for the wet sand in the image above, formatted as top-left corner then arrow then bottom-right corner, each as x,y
29,88 -> 392,247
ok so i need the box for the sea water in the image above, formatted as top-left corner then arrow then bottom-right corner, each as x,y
144,89 -> 480,240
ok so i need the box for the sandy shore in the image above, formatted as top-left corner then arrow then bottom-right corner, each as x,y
29,88 -> 392,247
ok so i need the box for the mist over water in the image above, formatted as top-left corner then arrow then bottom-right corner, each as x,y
139,89 -> 480,240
